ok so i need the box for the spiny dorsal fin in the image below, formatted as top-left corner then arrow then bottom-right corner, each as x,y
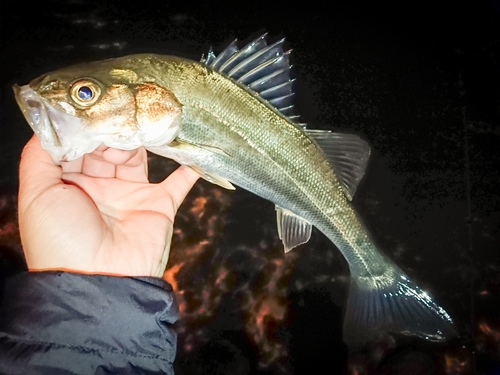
201,34 -> 304,127
305,130 -> 371,201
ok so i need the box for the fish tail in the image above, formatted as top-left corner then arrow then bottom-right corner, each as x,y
342,264 -> 456,346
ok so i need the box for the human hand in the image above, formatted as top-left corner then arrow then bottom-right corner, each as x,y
18,135 -> 199,277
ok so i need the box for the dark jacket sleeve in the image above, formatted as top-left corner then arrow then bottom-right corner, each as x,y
0,272 -> 179,375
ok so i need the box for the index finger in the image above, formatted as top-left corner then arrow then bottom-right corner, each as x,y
109,148 -> 149,183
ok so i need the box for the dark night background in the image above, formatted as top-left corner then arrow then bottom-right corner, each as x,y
1,0 -> 499,374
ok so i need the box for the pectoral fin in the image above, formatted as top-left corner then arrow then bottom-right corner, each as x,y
305,130 -> 371,201
153,139 -> 234,189
172,139 -> 231,157
188,165 -> 235,190
275,206 -> 312,252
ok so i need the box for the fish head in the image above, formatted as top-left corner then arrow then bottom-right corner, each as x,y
14,58 -> 183,163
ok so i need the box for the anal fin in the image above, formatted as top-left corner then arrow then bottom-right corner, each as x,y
275,206 -> 312,252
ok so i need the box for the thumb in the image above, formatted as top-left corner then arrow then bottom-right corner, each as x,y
159,165 -> 199,213
19,135 -> 63,211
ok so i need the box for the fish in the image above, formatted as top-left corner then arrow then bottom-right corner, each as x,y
14,33 -> 455,346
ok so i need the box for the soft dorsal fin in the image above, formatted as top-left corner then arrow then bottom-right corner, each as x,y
305,130 -> 371,200
201,34 -> 304,127
275,206 -> 312,252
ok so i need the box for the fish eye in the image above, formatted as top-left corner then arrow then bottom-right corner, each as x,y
77,86 -> 93,101
69,80 -> 101,107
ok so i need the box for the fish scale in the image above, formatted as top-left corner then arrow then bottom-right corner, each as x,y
149,57 -> 445,334
166,61 -> 343,218
146,56 -> 451,345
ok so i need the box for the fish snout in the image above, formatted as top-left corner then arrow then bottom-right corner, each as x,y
28,74 -> 49,90
13,84 -> 46,132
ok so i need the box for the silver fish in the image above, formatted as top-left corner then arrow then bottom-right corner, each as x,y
14,34 -> 455,345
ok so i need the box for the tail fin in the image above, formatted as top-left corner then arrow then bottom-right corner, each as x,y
342,266 -> 456,347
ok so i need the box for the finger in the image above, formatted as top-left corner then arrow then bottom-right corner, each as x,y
18,135 -> 62,209
61,155 -> 84,174
102,148 -> 140,165
160,166 -> 199,212
81,152 -> 116,178
115,148 -> 149,183
62,143 -> 106,174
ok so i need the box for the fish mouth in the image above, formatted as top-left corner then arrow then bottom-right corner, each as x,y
13,85 -> 102,163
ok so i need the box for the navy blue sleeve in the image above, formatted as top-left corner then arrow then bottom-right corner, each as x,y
0,272 -> 179,375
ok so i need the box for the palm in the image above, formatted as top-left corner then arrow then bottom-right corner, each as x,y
47,176 -> 175,276
18,136 -> 198,277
